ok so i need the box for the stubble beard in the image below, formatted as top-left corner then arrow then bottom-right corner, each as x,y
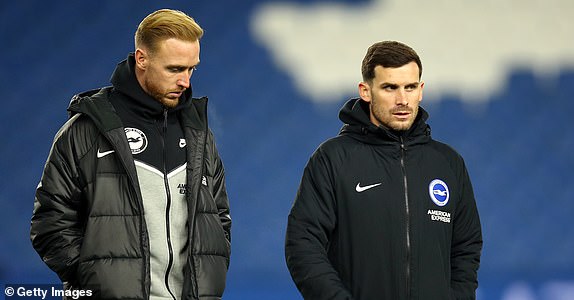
159,96 -> 180,109
145,78 -> 180,108
373,103 -> 418,132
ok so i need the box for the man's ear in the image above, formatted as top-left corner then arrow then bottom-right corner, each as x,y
419,81 -> 425,102
358,82 -> 372,103
134,48 -> 148,71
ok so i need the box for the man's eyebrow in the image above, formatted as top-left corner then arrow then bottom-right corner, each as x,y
380,82 -> 398,88
380,82 -> 420,87
166,63 -> 199,69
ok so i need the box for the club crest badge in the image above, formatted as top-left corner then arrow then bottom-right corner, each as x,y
125,127 -> 148,155
429,179 -> 449,207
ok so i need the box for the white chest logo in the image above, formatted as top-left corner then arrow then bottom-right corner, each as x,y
355,182 -> 382,193
125,127 -> 148,155
97,149 -> 115,158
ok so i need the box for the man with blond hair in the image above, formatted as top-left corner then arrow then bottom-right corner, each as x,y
31,9 -> 231,299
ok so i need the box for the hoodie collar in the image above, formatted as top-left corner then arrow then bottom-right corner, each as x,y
338,98 -> 431,145
109,53 -> 192,119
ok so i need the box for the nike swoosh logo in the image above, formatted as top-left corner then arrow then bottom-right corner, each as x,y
97,149 -> 115,158
355,182 -> 382,192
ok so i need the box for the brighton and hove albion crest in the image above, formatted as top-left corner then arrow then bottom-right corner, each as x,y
428,179 -> 450,207
125,127 -> 148,155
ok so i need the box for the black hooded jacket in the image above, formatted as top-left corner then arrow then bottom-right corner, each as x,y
285,98 -> 482,300
31,55 -> 231,300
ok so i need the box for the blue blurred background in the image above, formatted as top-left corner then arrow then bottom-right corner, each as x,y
1,1 -> 573,299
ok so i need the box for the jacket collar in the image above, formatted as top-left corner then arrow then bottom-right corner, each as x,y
109,53 -> 192,119
338,98 -> 431,145
67,54 -> 208,132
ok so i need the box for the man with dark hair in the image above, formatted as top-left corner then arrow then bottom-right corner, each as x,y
31,9 -> 231,299
285,41 -> 482,299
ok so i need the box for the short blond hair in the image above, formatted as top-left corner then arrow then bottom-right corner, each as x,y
135,9 -> 204,53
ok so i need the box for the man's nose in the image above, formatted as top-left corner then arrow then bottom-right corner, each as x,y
177,75 -> 190,89
395,89 -> 408,105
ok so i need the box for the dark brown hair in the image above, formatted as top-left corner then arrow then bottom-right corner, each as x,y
361,41 -> 422,83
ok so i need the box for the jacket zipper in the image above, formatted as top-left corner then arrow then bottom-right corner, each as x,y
162,108 -> 177,300
400,137 -> 411,299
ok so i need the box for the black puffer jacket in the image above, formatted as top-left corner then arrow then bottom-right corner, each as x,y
31,87 -> 231,299
285,98 -> 482,299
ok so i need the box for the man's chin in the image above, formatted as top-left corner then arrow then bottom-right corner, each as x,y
160,97 -> 180,108
390,120 -> 414,132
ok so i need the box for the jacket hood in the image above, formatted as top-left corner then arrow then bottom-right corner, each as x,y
67,88 -> 124,132
109,53 -> 193,119
338,98 -> 431,145
67,54 -> 207,133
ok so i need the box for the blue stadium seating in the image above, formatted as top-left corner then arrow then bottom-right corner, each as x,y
1,1 -> 573,299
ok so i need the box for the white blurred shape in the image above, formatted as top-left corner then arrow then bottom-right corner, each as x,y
250,0 -> 574,103
501,281 -> 537,300
540,281 -> 574,300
